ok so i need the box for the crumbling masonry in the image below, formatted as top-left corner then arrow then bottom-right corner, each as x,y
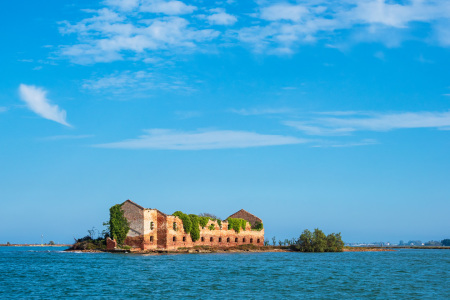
108,200 -> 265,250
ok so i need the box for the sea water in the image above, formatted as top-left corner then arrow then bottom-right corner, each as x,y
0,247 -> 448,299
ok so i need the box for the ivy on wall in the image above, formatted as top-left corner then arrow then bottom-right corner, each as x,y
109,204 -> 130,245
172,211 -> 201,242
226,218 -> 248,233
252,221 -> 264,231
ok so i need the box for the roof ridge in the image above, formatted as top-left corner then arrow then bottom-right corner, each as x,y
122,199 -> 145,210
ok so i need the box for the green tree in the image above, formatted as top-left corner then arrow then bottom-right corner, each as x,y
272,236 -> 276,246
109,204 -> 130,245
49,241 -> 55,245
441,239 -> 450,246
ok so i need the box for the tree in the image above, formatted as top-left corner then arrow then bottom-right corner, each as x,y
441,239 -> 450,246
272,236 -> 276,246
49,241 -> 55,245
109,204 -> 130,245
199,212 -> 219,220
312,229 -> 327,252
292,229 -> 343,252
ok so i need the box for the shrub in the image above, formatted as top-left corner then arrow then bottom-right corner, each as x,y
291,228 -> 344,252
208,224 -> 215,230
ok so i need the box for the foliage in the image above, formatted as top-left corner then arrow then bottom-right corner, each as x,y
208,224 -> 215,230
172,211 -> 202,242
49,241 -> 55,245
188,214 -> 200,242
217,219 -> 222,228
264,240 -> 269,246
173,211 -> 192,233
108,204 -> 130,245
199,216 -> 210,228
226,218 -> 247,233
441,239 -> 450,246
272,236 -> 276,246
71,235 -> 106,251
425,240 -> 442,246
291,228 -> 344,252
252,221 -> 264,231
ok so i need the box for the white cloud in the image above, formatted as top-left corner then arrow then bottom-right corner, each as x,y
60,6 -> 218,63
207,9 -> 237,25
285,111 -> 450,135
140,0 -> 196,15
239,0 -> 450,53
260,3 -> 308,22
18,84 -> 71,127
94,129 -> 307,150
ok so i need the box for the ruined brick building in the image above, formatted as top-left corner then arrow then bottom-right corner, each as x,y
109,200 -> 264,250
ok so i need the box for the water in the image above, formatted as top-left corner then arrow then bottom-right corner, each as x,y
0,247 -> 448,299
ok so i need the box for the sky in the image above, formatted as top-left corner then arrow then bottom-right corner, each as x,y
1,0 -> 449,244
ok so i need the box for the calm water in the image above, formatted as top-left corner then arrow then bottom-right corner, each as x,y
0,247 -> 448,299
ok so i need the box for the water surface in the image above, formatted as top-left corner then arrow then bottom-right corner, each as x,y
0,247 -> 448,299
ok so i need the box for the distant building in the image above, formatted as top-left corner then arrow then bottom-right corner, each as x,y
108,200 -> 264,250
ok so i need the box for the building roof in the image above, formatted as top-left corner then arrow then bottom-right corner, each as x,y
227,209 -> 262,225
122,199 -> 145,210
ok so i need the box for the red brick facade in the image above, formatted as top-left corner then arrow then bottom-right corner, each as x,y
119,200 -> 264,250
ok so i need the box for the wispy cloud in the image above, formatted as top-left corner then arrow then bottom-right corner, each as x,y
312,139 -> 378,148
285,111 -> 450,135
82,70 -> 194,95
231,107 -> 293,116
0,107 -> 7,113
94,129 -> 307,150
18,84 -> 71,127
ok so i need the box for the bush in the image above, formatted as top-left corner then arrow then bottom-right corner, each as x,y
208,224 -> 215,230
291,228 -> 344,252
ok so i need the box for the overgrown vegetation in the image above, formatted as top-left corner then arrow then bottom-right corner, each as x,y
69,235 -> 107,251
172,211 -> 202,242
108,204 -> 130,245
252,221 -> 263,231
208,224 -> 215,230
290,229 -> 344,252
226,218 -> 248,233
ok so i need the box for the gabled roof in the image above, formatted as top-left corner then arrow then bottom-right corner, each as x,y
227,209 -> 262,224
122,199 -> 144,210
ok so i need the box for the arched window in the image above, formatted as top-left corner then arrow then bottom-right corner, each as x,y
173,222 -> 177,231
227,237 -> 230,243
183,236 -> 186,242
210,237 -> 213,242
219,237 -> 222,243
235,238 -> 238,242
173,236 -> 176,242
150,222 -> 154,230
150,236 -> 154,242
257,239 -> 260,244
243,238 -> 246,243
250,238 -> 253,243
201,237 -> 204,242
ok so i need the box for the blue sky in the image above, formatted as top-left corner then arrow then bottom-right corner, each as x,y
1,0 -> 449,244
